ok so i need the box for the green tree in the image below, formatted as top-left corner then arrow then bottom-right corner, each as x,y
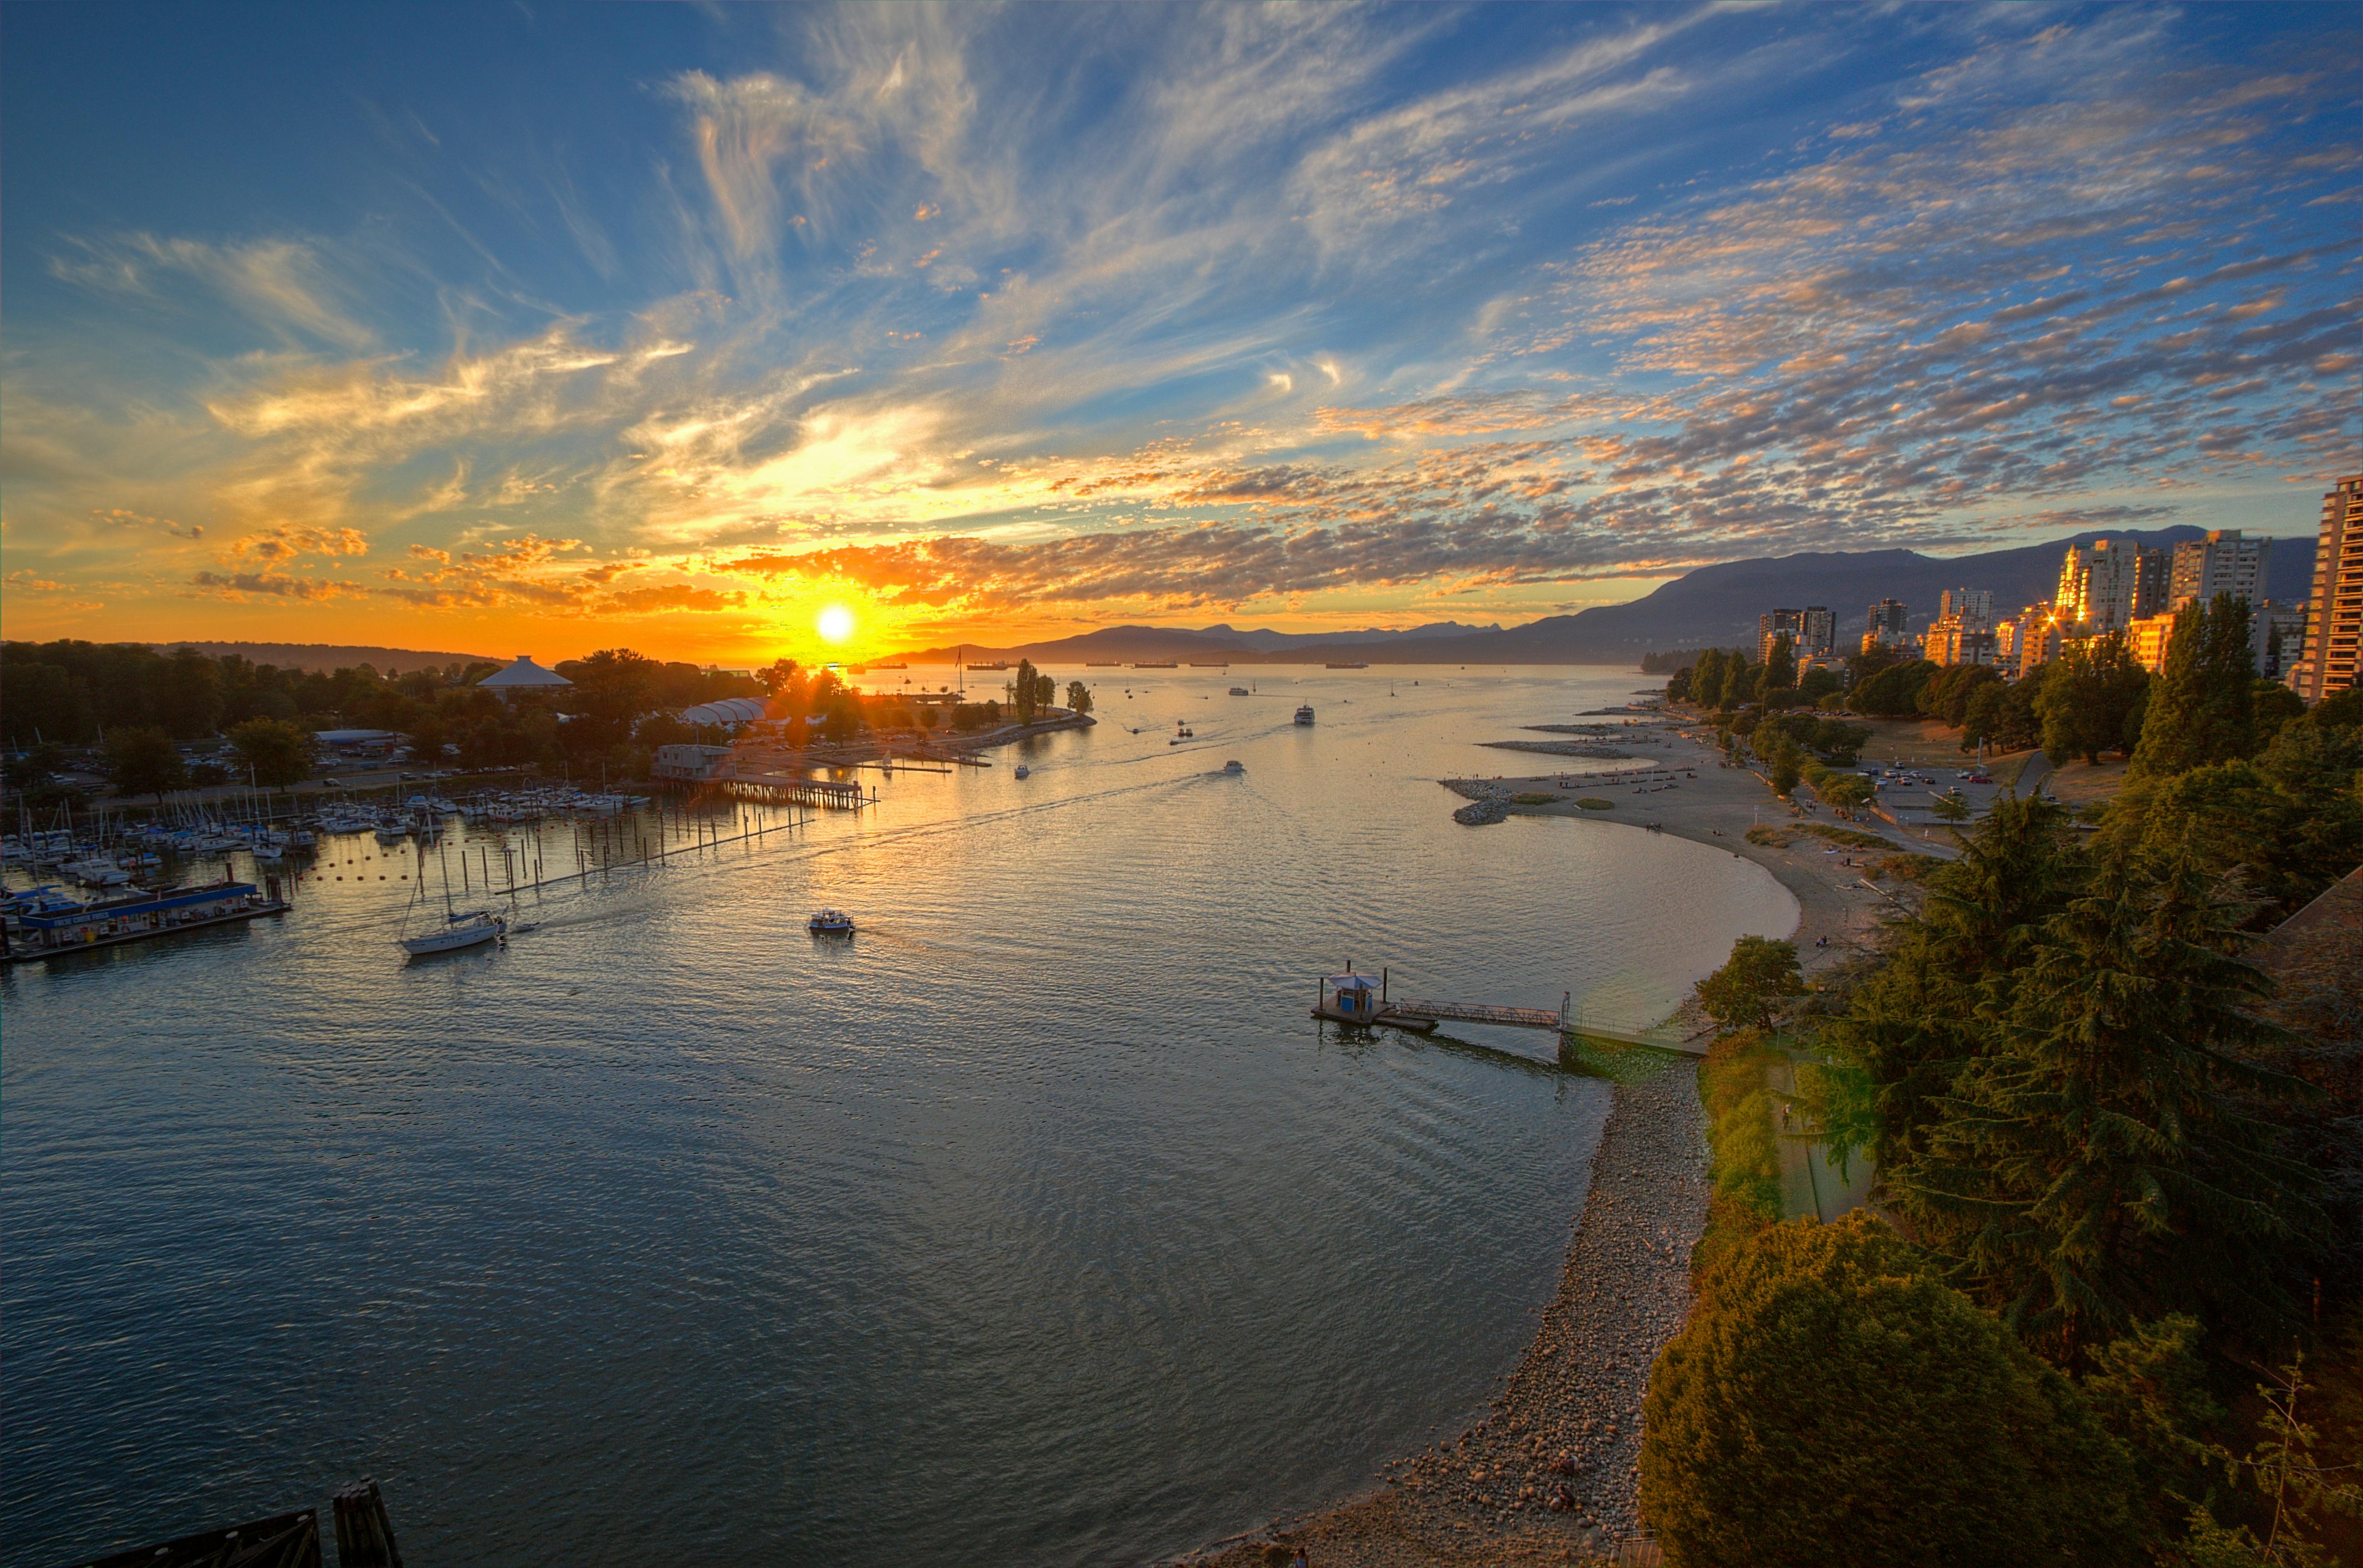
227,718 -> 317,788
155,646 -> 225,738
1009,658 -> 1042,724
1716,653 -> 1754,710
1688,649 -> 1728,708
105,726 -> 186,800
1638,1213 -> 2140,1568
820,698 -> 862,745
2037,631 -> 2149,765
1767,739 -> 1803,798
1930,791 -> 1970,824
1820,796 -> 2082,1179
1759,632 -> 1796,698
1906,845 -> 2316,1359
2131,595 -> 2257,778
1065,680 -> 1093,715
1696,935 -> 1806,1033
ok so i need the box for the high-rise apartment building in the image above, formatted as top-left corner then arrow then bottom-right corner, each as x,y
2013,610 -> 2067,676
2292,475 -> 2362,703
2129,613 -> 2178,674
2169,529 -> 2271,611
1797,606 -> 1835,660
1866,598 -> 1908,639
1938,587 -> 1993,627
1759,608 -> 1802,665
2057,539 -> 2162,631
2258,601 -> 2308,682
1923,618 -> 1997,667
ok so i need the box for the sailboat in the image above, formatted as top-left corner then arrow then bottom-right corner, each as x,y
398,840 -> 505,957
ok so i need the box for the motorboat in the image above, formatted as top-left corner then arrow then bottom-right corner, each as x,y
1223,760 -> 1245,774
399,909 -> 505,956
1014,765 -> 1031,779
1294,705 -> 1315,725
809,908 -> 856,936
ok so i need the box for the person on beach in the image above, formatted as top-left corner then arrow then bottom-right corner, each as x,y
1292,1548 -> 1309,1568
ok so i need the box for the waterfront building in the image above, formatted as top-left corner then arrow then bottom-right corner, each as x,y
1866,598 -> 1909,641
476,653 -> 574,703
652,743 -> 733,781
2170,529 -> 2271,611
2292,475 -> 2362,703
2057,539 -> 2162,631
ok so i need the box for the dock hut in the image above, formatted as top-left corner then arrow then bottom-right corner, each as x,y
476,654 -> 573,703
1315,973 -> 1380,1025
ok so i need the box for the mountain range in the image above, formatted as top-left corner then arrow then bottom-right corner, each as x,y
148,641 -> 497,673
894,526 -> 2313,665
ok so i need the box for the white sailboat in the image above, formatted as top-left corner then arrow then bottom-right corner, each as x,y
398,840 -> 506,957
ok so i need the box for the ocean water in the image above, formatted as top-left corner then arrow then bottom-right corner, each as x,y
2,667 -> 1794,1567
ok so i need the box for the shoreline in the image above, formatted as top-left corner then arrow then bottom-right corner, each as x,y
1188,713 -> 1915,1565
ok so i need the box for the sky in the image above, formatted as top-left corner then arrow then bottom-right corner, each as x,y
1,3 -> 2355,664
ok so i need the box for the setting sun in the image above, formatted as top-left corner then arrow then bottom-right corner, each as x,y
816,604 -> 857,644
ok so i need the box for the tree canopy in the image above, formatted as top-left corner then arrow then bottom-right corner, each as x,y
1639,1213 -> 2140,1568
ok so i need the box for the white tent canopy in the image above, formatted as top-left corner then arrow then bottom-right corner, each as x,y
476,654 -> 572,692
680,697 -> 768,727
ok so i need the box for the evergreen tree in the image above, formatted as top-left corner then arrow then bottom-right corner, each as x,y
2131,595 -> 2256,778
1688,648 -> 1726,708
1905,842 -> 2315,1361
1716,652 -> 1753,710
2037,631 -> 2149,766
1759,632 -> 1797,697
1821,796 -> 2082,1178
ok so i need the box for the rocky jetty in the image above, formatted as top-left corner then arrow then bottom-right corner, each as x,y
1453,797 -> 1511,826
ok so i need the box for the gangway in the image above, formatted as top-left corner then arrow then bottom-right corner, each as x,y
1332,973 -> 1708,1057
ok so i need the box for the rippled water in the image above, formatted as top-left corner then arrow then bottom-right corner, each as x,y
3,668 -> 1793,1566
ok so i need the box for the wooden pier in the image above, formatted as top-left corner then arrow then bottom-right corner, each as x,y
712,773 -> 870,809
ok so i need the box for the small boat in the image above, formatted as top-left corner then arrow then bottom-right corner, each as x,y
1294,705 -> 1315,725
1014,765 -> 1031,779
809,908 -> 855,936
1223,760 -> 1244,774
400,909 -> 505,956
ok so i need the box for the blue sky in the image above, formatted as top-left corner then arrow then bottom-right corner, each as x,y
2,2 -> 2354,659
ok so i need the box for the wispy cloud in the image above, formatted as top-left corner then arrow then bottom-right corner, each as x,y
3,3 -> 2353,652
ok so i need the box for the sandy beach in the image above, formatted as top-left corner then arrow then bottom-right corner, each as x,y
1182,709 -> 1931,1567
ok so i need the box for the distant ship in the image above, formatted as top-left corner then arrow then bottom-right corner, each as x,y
1189,662 -> 1229,668
1325,661 -> 1369,669
1133,661 -> 1177,669
969,661 -> 1011,671
1086,661 -> 1123,667
1295,705 -> 1316,725
1228,686 -> 1250,696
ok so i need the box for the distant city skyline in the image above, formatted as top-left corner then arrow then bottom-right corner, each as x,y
2,3 -> 2355,662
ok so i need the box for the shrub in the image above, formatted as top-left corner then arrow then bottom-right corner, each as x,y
1640,1215 -> 2141,1568
1577,797 -> 1613,810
